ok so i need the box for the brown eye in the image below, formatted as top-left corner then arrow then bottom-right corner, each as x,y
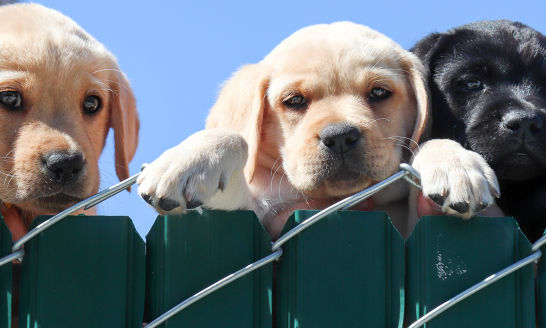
369,88 -> 391,101
0,91 -> 22,109
284,95 -> 307,108
83,95 -> 101,114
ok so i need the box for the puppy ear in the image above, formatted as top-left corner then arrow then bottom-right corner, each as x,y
206,64 -> 269,182
404,54 -> 431,149
410,32 -> 444,73
110,68 -> 140,183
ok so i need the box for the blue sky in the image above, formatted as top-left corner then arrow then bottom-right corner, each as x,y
31,0 -> 546,238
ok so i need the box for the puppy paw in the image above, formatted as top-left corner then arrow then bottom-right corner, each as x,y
411,139 -> 500,219
137,128 -> 248,215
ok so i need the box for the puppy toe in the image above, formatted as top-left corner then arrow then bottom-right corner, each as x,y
158,197 -> 180,212
475,202 -> 489,212
138,178 -> 160,207
449,202 -> 470,214
186,199 -> 203,209
418,163 -> 446,190
428,193 -> 446,206
468,168 -> 496,212
183,170 -> 222,207
480,160 -> 501,198
141,193 -> 154,206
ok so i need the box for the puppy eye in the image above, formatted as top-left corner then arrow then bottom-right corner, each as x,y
0,91 -> 22,109
83,95 -> 101,114
284,95 -> 307,108
460,78 -> 483,91
369,88 -> 391,101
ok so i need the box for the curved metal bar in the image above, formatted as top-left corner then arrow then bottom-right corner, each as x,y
273,169 -> 408,251
400,163 -> 422,190
408,250 -> 542,328
0,248 -> 24,267
532,234 -> 546,252
144,247 -> 283,328
402,174 -> 421,190
12,170 -> 141,255
399,163 -> 421,181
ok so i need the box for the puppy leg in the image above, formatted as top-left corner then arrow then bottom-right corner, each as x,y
137,128 -> 255,214
407,139 -> 500,234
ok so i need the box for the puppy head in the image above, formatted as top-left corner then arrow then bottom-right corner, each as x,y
208,22 -> 429,199
412,20 -> 546,181
0,4 -> 139,213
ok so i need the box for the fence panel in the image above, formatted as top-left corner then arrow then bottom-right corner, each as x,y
145,209 -> 272,328
277,210 -> 405,328
0,219 -> 10,328
406,216 -> 535,327
18,215 -> 145,328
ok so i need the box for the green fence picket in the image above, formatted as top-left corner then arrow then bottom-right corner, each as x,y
406,216 -> 535,327
145,209 -> 272,328
18,215 -> 145,328
277,210 -> 405,328
0,218 -> 11,328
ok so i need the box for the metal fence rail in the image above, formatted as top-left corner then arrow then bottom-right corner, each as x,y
0,163 -> 542,328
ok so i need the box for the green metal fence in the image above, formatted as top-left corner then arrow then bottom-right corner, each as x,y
0,165 -> 545,328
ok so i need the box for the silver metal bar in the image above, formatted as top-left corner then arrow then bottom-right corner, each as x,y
408,250 -> 542,328
12,171 -> 141,256
84,173 -> 141,210
532,234 -> 546,252
342,164 -> 422,210
399,163 -> 421,181
402,174 -> 421,190
0,248 -> 24,267
144,247 -> 283,328
272,168 -> 409,251
341,171 -> 412,211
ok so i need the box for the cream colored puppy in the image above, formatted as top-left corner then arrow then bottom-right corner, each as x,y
0,4 -> 140,327
0,3 -> 139,239
138,22 -> 498,239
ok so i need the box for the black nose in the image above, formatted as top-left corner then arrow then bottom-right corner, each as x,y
502,111 -> 543,134
44,152 -> 84,185
319,123 -> 361,155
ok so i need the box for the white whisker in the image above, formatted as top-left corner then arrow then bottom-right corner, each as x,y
91,68 -> 123,75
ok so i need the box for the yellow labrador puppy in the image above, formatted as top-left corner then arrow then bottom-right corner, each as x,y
138,22 -> 498,239
0,4 -> 139,327
0,3 -> 139,240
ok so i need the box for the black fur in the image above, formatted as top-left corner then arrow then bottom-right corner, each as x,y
412,20 -> 546,242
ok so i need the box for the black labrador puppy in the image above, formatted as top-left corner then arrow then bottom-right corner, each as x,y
412,20 -> 546,242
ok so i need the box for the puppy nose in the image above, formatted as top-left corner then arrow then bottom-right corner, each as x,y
319,123 -> 361,155
502,111 -> 543,133
44,152 -> 84,185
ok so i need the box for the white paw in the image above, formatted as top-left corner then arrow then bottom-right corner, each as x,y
412,139 -> 500,218
137,129 -> 248,214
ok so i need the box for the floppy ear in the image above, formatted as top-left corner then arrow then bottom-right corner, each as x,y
410,32 -> 444,73
109,68 -> 140,183
206,64 -> 269,183
404,54 -> 431,149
